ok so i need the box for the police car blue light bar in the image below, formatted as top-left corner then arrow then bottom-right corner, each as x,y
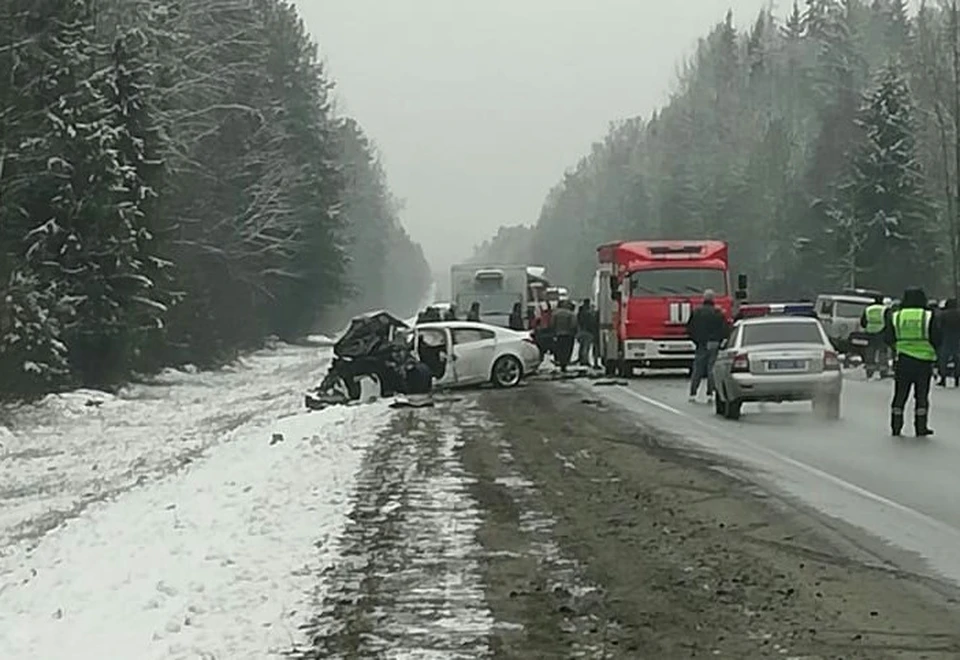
737,302 -> 815,318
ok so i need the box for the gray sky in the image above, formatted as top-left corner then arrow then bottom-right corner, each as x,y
295,0 -> 781,272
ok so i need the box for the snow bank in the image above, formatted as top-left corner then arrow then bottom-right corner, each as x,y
0,402 -> 392,660
0,343 -> 330,550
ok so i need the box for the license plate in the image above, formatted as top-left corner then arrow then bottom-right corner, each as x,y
768,359 -> 804,371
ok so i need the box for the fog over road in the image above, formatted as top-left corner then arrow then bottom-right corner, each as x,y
586,371 -> 960,589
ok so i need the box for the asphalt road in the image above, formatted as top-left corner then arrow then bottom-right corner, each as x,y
584,368 -> 960,589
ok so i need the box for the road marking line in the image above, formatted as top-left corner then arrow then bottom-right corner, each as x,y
615,386 -> 960,540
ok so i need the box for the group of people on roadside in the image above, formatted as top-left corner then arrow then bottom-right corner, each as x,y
416,296 -> 603,375
860,294 -> 960,390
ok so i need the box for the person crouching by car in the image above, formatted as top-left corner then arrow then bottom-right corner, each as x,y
686,289 -> 728,403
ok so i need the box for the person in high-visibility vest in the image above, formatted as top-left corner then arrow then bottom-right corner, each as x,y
859,295 -> 891,379
883,287 -> 942,437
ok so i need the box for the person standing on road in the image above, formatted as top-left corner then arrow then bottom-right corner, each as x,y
860,295 -> 890,379
686,289 -> 728,402
575,299 -> 596,367
550,300 -> 578,373
936,298 -> 960,387
885,287 -> 941,437
508,302 -> 525,331
466,302 -> 481,322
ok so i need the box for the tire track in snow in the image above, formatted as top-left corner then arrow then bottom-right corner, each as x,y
0,343 -> 330,551
293,401 -> 493,659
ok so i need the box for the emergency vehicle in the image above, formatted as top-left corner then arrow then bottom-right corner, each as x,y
736,302 -> 816,319
450,263 -> 548,329
594,240 -> 746,376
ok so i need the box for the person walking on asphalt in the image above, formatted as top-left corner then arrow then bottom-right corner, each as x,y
686,289 -> 728,402
575,299 -> 596,367
860,294 -> 890,379
936,298 -> 960,387
550,300 -> 578,373
466,302 -> 481,322
885,287 -> 941,436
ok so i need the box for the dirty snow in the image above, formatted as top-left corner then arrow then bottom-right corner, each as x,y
0,401 -> 393,660
298,403 -> 493,658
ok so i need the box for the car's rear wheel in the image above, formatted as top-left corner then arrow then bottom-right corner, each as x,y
718,389 -> 742,420
492,355 -> 523,388
725,399 -> 742,420
814,393 -> 841,420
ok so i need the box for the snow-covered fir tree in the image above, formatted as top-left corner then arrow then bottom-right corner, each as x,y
835,62 -> 936,291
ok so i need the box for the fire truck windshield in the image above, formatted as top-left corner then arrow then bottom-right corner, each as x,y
627,267 -> 727,298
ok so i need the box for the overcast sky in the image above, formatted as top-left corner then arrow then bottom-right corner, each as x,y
294,0 -> 789,272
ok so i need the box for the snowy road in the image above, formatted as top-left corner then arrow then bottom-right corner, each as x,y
586,370 -> 960,589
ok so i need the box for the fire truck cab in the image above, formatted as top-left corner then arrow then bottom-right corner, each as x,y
595,240 -> 746,377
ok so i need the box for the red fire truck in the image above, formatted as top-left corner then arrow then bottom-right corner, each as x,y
594,240 -> 746,376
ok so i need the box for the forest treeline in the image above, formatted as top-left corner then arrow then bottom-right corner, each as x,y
474,0 -> 960,301
0,0 -> 430,398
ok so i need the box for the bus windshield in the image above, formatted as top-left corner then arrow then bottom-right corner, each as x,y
628,267 -> 727,298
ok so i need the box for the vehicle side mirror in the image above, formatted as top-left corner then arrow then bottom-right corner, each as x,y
734,289 -> 747,301
737,273 -> 748,290
609,275 -> 620,301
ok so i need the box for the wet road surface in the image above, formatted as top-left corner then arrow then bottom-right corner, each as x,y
584,368 -> 960,587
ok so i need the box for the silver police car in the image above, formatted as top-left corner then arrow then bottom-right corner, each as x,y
712,316 -> 842,421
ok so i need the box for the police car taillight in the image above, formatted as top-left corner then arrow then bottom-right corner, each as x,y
823,350 -> 840,370
731,353 -> 750,372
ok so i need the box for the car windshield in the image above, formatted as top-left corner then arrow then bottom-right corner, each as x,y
741,321 -> 823,346
628,267 -> 727,297
834,300 -> 869,318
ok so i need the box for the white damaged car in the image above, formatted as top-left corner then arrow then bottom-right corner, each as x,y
412,321 -> 542,389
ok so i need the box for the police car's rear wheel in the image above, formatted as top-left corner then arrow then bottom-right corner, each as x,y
814,393 -> 841,420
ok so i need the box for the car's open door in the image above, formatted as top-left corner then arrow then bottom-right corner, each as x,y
415,327 -> 456,387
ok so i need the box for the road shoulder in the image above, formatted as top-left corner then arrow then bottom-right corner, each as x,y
466,381 -> 960,658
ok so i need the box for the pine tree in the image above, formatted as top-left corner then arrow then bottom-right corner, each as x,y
836,63 -> 937,290
18,0 -> 162,386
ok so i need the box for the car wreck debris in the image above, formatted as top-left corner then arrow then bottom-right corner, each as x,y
305,311 -> 433,410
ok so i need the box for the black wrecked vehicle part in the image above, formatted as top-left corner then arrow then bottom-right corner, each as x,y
306,311 -> 430,409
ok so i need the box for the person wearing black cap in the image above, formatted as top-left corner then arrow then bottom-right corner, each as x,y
883,287 -> 942,436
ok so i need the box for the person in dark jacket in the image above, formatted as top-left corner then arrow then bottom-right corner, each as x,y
884,287 -> 942,436
508,302 -> 525,331
443,304 -> 458,321
466,302 -> 481,322
937,298 -> 960,387
686,289 -> 729,401
575,299 -> 596,367
549,299 -> 578,372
